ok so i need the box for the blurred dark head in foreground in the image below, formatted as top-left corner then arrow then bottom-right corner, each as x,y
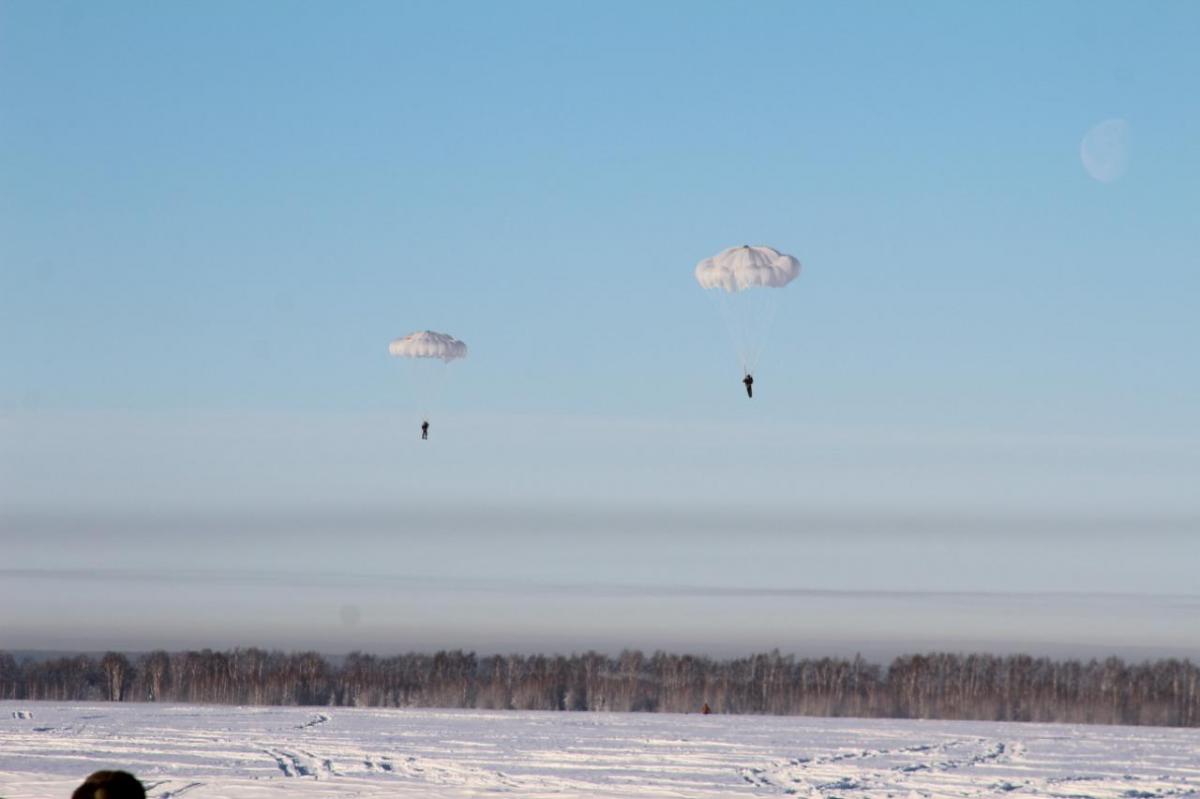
71,770 -> 146,799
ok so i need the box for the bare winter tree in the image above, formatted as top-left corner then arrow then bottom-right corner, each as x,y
99,652 -> 131,702
136,651 -> 171,702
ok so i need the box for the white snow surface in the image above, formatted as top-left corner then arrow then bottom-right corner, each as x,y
2,702 -> 1198,799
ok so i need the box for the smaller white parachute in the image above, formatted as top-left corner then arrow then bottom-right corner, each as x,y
695,245 -> 801,293
388,330 -> 468,362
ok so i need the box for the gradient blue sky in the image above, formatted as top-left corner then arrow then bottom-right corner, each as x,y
2,1 -> 1198,657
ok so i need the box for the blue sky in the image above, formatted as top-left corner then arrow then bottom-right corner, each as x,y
2,1 -> 1198,657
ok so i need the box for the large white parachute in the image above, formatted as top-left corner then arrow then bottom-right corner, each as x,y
389,330 -> 467,434
388,330 -> 468,362
695,245 -> 801,293
695,245 -> 801,379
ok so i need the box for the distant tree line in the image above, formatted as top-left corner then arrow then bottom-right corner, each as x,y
1,648 -> 1196,727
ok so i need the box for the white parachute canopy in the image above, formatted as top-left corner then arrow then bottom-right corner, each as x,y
695,245 -> 801,376
389,330 -> 468,362
695,245 -> 801,292
388,330 -> 467,426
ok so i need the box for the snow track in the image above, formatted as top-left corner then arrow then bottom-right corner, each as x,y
2,702 -> 1198,798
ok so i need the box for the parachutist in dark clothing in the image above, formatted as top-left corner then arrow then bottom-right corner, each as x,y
421,420 -> 429,440
743,373 -> 754,398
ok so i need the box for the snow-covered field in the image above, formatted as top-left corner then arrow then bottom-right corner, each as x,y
1,702 -> 1198,799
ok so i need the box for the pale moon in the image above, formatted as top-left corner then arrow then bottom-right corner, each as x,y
1080,118 -> 1130,183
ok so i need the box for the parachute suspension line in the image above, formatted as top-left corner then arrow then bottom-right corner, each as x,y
416,359 -> 451,424
707,288 -> 746,375
708,285 -> 782,377
397,356 -> 452,430
744,287 -> 781,375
